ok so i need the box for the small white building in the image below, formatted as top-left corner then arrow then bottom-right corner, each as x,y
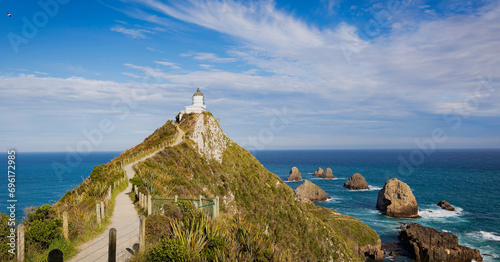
178,88 -> 206,122
185,88 -> 206,113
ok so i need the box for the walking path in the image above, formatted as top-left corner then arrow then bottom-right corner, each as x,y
69,124 -> 184,262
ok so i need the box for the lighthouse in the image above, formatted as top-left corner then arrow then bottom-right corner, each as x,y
177,88 -> 207,122
185,88 -> 206,114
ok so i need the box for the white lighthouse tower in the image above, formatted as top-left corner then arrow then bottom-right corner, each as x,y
185,88 -> 206,113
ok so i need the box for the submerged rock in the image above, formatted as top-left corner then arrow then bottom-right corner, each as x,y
399,223 -> 483,262
287,167 -> 302,181
437,200 -> 455,211
344,173 -> 370,190
376,178 -> 418,218
294,180 -> 331,202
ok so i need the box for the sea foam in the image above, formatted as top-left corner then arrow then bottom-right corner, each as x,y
418,206 -> 464,219
475,231 -> 500,242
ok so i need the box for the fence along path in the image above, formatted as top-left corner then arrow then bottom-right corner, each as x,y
69,124 -> 184,261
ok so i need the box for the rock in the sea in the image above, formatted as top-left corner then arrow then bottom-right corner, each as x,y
399,223 -> 483,262
294,180 -> 331,202
344,173 -> 370,190
315,167 -> 335,179
376,178 -> 418,218
313,167 -> 324,176
287,167 -> 302,181
437,200 -> 455,211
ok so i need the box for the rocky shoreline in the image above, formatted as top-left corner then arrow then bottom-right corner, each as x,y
398,223 -> 483,262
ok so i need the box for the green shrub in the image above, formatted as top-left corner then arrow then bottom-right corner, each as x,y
177,201 -> 202,224
26,204 -> 56,222
145,215 -> 173,244
146,239 -> 190,262
24,205 -> 62,250
162,203 -> 182,220
26,220 -> 62,250
89,165 -> 104,182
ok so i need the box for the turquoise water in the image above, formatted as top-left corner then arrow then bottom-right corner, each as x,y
0,152 -> 120,219
252,149 -> 500,261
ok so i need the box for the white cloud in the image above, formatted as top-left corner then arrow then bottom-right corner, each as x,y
153,61 -> 181,70
192,52 -> 237,63
110,25 -> 154,38
0,74 -> 188,151
146,46 -> 164,53
122,72 -> 141,78
199,64 -> 214,69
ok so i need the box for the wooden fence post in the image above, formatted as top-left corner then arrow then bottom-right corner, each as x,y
142,193 -> 145,208
108,228 -> 117,262
213,199 -> 217,219
139,193 -> 143,208
96,203 -> 101,225
216,196 -> 219,217
101,201 -> 105,220
147,195 -> 152,216
199,195 -> 203,206
17,224 -> 25,262
62,211 -> 68,240
47,249 -> 63,262
175,195 -> 178,202
139,216 -> 146,253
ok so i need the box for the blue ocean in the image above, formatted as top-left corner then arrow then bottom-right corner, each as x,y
0,152 -> 120,220
252,149 -> 500,261
1,150 -> 499,261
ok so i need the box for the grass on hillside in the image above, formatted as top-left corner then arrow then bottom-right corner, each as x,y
130,113 -> 380,261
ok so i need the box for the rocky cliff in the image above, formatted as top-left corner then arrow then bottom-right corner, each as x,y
399,223 -> 483,262
190,113 -> 231,163
133,112 -> 384,261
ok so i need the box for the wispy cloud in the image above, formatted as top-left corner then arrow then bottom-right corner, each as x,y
153,61 -> 181,70
111,25 -> 154,38
146,46 -> 164,53
187,52 -> 237,63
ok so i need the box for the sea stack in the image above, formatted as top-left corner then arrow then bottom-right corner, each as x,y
294,180 -> 331,202
314,167 -> 335,179
287,167 -> 302,181
344,173 -> 370,190
313,167 -> 324,176
437,200 -> 455,211
376,178 -> 418,218
399,223 -> 483,262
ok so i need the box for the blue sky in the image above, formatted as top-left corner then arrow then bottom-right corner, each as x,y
1,0 -> 499,151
